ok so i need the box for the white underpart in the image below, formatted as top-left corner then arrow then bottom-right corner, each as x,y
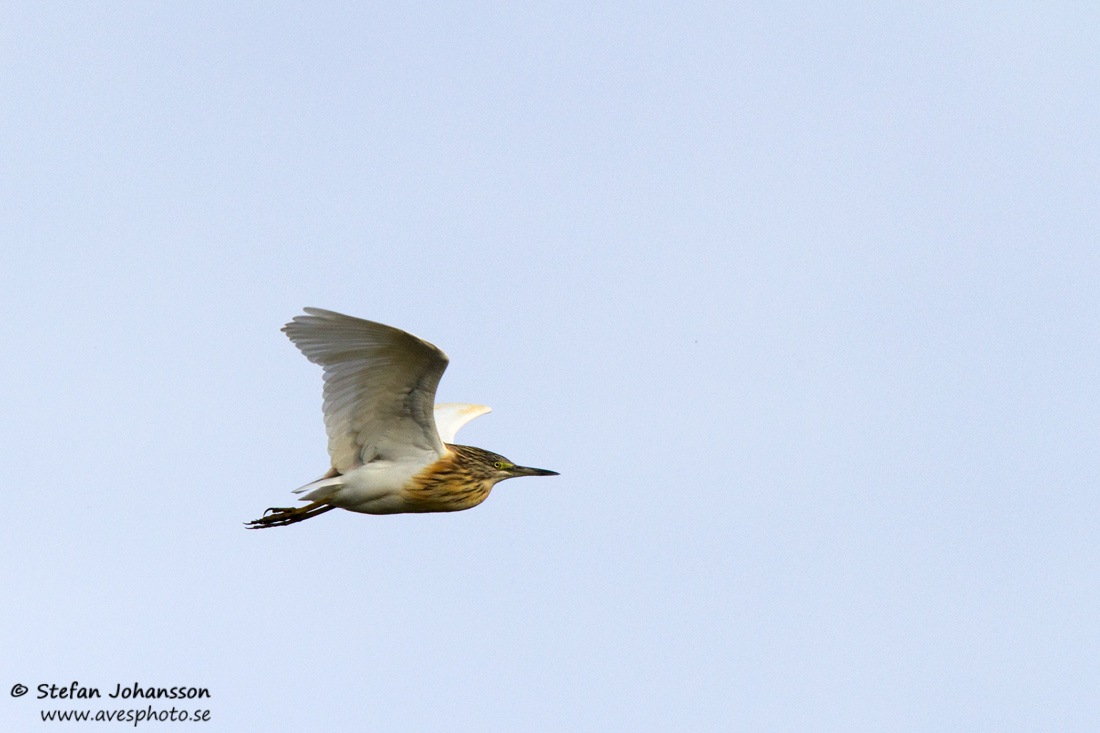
296,457 -> 427,513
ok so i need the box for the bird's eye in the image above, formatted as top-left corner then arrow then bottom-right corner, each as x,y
493,461 -> 505,469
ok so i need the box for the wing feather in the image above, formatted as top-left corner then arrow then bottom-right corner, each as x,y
283,308 -> 449,472
433,403 -> 492,444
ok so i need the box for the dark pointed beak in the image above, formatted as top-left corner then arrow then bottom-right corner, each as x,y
512,465 -> 559,477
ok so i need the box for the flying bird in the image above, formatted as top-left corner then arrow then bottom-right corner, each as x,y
247,309 -> 558,528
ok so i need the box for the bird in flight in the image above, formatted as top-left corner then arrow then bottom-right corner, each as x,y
247,309 -> 558,528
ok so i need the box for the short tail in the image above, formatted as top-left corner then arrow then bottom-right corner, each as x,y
293,468 -> 344,502
245,500 -> 335,529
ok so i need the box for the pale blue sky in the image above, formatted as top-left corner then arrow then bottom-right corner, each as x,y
3,3 -> 1099,730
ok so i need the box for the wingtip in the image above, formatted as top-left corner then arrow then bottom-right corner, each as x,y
282,308 -> 340,338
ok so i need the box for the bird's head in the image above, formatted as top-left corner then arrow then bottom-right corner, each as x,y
451,444 -> 559,485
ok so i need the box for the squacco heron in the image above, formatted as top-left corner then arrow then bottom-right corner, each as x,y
247,309 -> 557,529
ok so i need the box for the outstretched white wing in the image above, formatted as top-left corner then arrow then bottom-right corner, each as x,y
283,308 -> 449,472
433,403 -> 491,444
